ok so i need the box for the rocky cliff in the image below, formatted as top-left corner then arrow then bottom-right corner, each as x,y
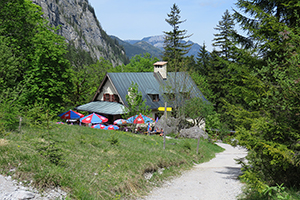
32,0 -> 128,66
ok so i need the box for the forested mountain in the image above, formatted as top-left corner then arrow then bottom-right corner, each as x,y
124,35 -> 203,59
32,0 -> 129,66
110,36 -> 163,59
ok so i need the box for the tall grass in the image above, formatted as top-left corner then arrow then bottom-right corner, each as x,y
0,124 -> 223,199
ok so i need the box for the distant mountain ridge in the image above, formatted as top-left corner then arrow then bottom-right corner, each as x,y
112,35 -> 203,59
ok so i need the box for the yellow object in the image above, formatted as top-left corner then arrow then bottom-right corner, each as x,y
158,107 -> 172,111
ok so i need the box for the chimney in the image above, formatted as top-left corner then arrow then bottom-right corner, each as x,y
153,61 -> 167,79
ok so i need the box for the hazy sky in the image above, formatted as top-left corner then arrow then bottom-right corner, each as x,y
88,0 -> 238,52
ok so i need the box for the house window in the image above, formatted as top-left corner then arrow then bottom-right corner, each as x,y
103,93 -> 120,103
112,94 -> 119,103
104,93 -> 110,101
151,94 -> 159,102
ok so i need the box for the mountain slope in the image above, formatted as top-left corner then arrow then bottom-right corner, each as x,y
32,0 -> 128,66
133,41 -> 163,59
125,35 -> 203,59
111,36 -> 162,59
110,36 -> 147,59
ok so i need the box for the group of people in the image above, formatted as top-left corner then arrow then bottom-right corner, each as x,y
148,126 -> 164,136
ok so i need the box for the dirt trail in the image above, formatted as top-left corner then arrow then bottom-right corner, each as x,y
139,143 -> 247,200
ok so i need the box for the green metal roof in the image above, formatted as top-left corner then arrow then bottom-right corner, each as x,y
107,72 -> 165,109
106,72 -> 207,109
89,71 -> 207,115
75,101 -> 127,115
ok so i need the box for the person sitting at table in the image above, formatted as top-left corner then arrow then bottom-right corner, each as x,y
159,128 -> 164,136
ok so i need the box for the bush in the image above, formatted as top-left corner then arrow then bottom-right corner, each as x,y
107,134 -> 119,146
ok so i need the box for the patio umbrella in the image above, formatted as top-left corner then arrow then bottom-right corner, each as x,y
80,113 -> 108,124
58,109 -> 84,119
113,119 -> 128,125
127,113 -> 154,124
91,124 -> 106,129
105,125 -> 119,130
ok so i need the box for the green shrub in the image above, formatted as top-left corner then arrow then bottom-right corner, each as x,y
107,134 -> 119,146
183,141 -> 191,151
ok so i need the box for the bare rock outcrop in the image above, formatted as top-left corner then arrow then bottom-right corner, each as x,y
179,126 -> 208,139
32,0 -> 127,66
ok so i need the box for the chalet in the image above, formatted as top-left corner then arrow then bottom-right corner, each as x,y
75,61 -> 207,123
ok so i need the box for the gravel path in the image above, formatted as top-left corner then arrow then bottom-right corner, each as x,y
139,143 -> 247,200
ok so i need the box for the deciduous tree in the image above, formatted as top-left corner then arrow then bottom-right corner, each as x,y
0,0 -> 73,110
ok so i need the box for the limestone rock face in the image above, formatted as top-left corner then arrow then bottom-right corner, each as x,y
32,0 -> 127,66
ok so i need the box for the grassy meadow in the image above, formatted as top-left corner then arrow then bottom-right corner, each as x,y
0,123 -> 223,199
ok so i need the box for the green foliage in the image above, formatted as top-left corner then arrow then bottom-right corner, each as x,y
25,100 -> 56,131
263,184 -> 292,200
182,97 -> 214,127
217,0 -> 300,196
190,1 -> 300,197
183,141 -> 191,151
163,3 -> 192,65
0,98 -> 20,136
65,41 -> 96,69
195,43 -> 211,76
0,36 -> 21,92
107,134 -> 120,146
109,53 -> 159,73
0,0 -> 73,110
70,58 -> 113,106
212,9 -> 236,58
123,82 -> 151,119
123,53 -> 159,72
189,69 -> 214,101
34,138 -> 65,166
0,80 -> 28,135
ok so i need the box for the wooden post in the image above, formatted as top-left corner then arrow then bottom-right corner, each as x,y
163,102 -> 167,150
197,135 -> 200,154
18,116 -> 22,132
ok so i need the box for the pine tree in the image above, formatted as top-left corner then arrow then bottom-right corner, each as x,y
212,9 -> 235,59
163,3 -> 192,71
195,43 -> 211,76
227,0 -> 300,190
204,10 -> 237,127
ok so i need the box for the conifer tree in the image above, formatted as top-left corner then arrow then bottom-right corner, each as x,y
163,3 -> 192,71
195,43 -> 211,76
204,10 -> 237,127
212,9 -> 235,59
226,0 -> 300,190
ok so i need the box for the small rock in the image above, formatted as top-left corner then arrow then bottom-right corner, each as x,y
9,191 -> 35,200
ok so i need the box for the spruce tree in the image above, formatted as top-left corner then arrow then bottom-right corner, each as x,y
163,3 -> 192,71
212,9 -> 236,59
204,10 -> 237,127
227,0 -> 300,190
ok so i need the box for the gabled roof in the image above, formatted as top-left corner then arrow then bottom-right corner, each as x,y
92,71 -> 207,110
108,72 -> 165,109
